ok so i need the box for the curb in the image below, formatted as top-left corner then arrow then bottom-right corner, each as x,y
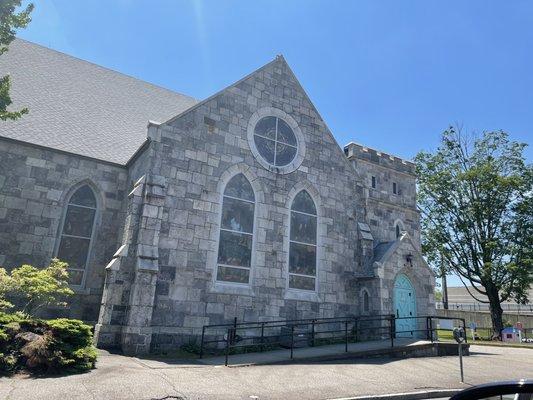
328,388 -> 463,400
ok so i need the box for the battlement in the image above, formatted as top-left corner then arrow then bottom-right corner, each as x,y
343,142 -> 416,175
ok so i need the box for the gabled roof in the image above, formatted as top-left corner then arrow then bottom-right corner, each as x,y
0,39 -> 197,165
372,232 -> 434,276
163,54 -> 359,179
372,241 -> 396,263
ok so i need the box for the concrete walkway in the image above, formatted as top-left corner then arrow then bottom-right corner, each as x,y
208,337 -> 428,366
1,345 -> 532,400
138,337 -> 427,368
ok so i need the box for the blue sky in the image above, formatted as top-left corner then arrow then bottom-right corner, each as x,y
17,1 -> 533,286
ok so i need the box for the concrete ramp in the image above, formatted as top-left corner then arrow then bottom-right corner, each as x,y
198,339 -> 469,367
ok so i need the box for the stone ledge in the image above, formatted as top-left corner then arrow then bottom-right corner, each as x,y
284,289 -> 320,302
210,282 -> 255,297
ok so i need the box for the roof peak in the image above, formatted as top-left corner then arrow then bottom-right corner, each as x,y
163,54 -> 286,125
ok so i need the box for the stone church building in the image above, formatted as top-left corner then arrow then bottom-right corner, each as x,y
0,39 -> 434,354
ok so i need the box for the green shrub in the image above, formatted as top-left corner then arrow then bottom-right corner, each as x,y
0,313 -> 96,374
47,318 -> 93,347
0,311 -> 27,325
70,346 -> 98,371
45,318 -> 97,371
180,342 -> 201,355
0,327 -> 8,342
0,324 -> 19,374
0,259 -> 74,316
0,351 -> 17,373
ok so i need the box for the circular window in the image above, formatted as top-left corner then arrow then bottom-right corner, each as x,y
253,116 -> 297,167
247,108 -> 305,174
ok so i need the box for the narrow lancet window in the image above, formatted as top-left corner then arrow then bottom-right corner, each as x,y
216,174 -> 255,284
288,190 -> 317,291
57,185 -> 97,286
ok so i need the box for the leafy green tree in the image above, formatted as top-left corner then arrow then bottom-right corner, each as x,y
0,0 -> 33,121
415,128 -> 532,336
0,259 -> 74,316
0,268 -> 13,310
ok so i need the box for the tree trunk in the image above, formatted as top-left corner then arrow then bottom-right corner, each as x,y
486,285 -> 504,340
442,273 -> 449,310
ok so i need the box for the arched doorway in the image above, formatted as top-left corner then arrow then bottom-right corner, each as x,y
393,274 -> 416,337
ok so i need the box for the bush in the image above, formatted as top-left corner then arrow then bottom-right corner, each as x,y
0,311 -> 27,324
180,342 -> 202,355
0,326 -> 16,372
0,259 -> 74,316
45,318 -> 97,371
0,312 -> 97,374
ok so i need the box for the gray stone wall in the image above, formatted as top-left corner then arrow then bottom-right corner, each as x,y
1,55 -> 435,355
345,143 -> 421,247
124,57 -> 365,352
0,138 -> 128,321
93,56 -> 435,354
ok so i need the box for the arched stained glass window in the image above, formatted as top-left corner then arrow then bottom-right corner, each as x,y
216,174 -> 255,284
57,185 -> 97,286
288,190 -> 317,291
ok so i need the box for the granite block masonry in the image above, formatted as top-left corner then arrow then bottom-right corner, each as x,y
0,40 -> 434,355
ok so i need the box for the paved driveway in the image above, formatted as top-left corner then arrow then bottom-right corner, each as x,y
1,345 -> 532,400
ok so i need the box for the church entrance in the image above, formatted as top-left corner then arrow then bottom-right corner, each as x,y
393,274 -> 416,337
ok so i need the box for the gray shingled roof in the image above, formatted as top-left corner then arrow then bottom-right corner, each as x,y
0,39 -> 198,164
372,241 -> 396,264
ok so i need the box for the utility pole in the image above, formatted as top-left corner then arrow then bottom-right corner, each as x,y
441,262 -> 449,310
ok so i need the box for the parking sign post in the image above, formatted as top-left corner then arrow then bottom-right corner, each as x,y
453,327 -> 466,383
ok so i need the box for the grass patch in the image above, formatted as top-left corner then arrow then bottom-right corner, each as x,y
437,328 -> 493,341
436,329 -> 454,341
436,329 -> 533,349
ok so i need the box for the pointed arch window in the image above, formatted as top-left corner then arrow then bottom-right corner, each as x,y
362,290 -> 370,314
57,185 -> 97,286
216,174 -> 255,284
288,190 -> 317,291
394,220 -> 404,239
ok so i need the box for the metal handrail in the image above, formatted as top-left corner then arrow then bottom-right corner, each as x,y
199,314 -> 467,365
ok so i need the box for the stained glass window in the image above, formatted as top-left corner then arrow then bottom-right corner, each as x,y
288,190 -> 317,291
253,117 -> 297,167
216,174 -> 255,284
57,185 -> 97,286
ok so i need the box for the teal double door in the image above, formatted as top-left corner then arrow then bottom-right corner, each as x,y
393,274 -> 416,337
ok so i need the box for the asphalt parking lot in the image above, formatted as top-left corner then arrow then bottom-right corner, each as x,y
1,345 -> 532,400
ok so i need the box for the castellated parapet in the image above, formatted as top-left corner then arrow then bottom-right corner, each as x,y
344,142 -> 420,247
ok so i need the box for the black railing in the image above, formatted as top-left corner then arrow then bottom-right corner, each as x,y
199,315 -> 466,366
436,302 -> 533,313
